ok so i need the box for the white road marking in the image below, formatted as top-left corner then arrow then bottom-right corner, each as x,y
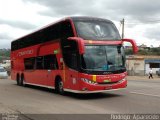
130,91 -> 160,98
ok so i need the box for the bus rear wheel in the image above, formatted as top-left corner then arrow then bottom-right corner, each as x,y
16,74 -> 20,86
20,75 -> 25,86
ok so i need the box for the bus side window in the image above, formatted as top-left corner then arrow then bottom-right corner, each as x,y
36,56 -> 43,69
24,57 -> 35,70
44,55 -> 58,70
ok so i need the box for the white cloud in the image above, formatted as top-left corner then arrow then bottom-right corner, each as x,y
0,0 -> 160,48
0,0 -> 49,24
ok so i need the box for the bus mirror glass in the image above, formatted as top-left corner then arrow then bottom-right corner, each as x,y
122,38 -> 138,54
67,37 -> 85,54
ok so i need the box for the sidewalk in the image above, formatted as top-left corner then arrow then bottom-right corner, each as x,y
127,75 -> 160,80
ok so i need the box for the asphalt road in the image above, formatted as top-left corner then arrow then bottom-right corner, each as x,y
0,78 -> 160,120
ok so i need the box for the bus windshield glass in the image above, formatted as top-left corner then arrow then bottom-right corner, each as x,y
81,45 -> 125,71
74,20 -> 121,40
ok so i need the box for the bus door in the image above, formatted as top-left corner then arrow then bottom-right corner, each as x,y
63,50 -> 79,90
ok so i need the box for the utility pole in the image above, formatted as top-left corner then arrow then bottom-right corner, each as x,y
121,18 -> 125,39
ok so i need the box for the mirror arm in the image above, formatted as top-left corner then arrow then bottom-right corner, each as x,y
122,38 -> 138,54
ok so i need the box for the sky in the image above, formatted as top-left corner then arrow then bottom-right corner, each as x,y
0,0 -> 160,49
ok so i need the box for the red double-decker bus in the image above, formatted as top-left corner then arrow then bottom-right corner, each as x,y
11,17 -> 138,94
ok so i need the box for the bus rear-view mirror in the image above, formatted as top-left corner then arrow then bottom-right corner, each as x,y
67,37 -> 85,55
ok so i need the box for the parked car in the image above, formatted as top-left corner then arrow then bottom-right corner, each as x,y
0,66 -> 8,79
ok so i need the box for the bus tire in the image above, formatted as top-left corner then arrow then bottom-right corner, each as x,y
16,74 -> 20,86
20,74 -> 25,87
55,77 -> 64,95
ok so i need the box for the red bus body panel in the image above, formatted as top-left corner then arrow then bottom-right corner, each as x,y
11,40 -> 127,93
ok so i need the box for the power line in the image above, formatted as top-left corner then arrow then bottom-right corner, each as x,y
125,19 -> 160,25
119,18 -> 160,39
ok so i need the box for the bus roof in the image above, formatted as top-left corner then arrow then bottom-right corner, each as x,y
70,16 -> 112,23
11,16 -> 112,43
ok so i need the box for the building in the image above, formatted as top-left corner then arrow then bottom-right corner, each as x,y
126,55 -> 160,76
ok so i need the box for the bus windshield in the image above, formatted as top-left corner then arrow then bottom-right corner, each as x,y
74,20 -> 121,40
81,45 -> 126,72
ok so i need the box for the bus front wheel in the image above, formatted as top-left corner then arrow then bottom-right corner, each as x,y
55,77 -> 64,95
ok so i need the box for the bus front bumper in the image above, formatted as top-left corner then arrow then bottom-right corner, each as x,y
64,78 -> 127,94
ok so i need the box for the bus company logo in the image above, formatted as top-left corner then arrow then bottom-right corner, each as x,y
18,50 -> 33,56
103,72 -> 112,75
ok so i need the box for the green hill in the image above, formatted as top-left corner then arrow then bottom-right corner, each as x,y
0,49 -> 10,62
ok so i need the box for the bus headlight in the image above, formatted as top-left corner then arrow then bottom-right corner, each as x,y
81,78 -> 96,84
118,77 -> 126,83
